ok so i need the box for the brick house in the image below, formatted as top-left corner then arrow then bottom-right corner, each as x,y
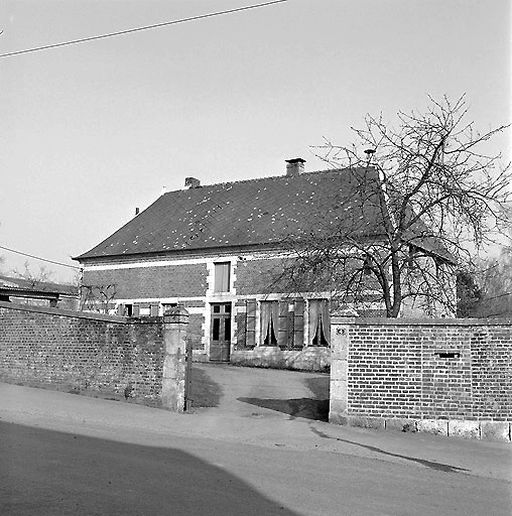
74,159 -> 454,369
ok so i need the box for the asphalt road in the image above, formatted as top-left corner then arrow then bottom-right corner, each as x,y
1,368 -> 511,515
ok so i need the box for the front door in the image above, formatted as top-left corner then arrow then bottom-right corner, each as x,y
209,303 -> 232,362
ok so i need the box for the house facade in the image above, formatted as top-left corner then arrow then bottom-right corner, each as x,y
75,159 -> 453,369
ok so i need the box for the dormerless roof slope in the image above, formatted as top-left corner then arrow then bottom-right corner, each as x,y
76,167 -> 390,261
0,274 -> 78,296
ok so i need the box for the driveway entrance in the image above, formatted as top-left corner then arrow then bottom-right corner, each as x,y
189,363 -> 329,421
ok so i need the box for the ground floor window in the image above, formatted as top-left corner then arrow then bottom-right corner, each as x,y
260,301 -> 278,346
236,298 -> 305,350
308,299 -> 330,346
121,302 -> 160,317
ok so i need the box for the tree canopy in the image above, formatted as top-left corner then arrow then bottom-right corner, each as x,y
278,95 -> 511,317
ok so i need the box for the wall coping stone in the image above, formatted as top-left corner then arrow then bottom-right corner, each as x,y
163,305 -> 190,324
331,316 -> 512,327
0,300 -> 127,323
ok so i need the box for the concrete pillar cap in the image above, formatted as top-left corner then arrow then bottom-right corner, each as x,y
163,305 -> 189,324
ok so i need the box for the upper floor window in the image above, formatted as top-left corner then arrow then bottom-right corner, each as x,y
214,262 -> 231,293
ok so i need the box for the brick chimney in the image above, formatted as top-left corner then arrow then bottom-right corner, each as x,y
285,158 -> 305,176
185,177 -> 201,189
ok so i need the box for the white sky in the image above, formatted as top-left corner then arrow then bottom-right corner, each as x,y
1,0 -> 510,282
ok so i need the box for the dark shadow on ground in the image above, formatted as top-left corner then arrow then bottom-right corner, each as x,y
309,425 -> 470,474
0,376 -> 163,407
189,364 -> 223,408
238,397 -> 329,421
304,375 -> 330,400
0,421 -> 298,516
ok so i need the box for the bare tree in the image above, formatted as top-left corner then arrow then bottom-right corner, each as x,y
11,261 -> 54,286
79,283 -> 117,314
470,233 -> 512,317
277,95 -> 511,317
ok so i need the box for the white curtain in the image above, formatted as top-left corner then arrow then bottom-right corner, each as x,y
261,301 -> 278,345
214,263 -> 230,292
309,299 -> 330,346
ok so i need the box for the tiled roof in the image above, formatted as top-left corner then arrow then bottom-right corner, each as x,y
0,274 -> 78,296
76,167 -> 389,260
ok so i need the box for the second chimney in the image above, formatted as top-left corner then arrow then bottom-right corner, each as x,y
185,177 -> 201,189
285,158 -> 306,176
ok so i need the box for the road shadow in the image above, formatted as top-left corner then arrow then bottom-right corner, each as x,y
309,425 -> 470,474
237,374 -> 330,421
189,364 -> 223,408
304,375 -> 330,399
238,397 -> 329,421
0,421 -> 298,516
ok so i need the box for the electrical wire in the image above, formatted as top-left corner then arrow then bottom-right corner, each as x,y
0,0 -> 288,59
0,245 -> 80,269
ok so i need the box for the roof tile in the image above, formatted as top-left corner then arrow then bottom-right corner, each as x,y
76,167 -> 387,260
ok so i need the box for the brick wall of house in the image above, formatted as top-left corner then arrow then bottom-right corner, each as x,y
0,301 -> 164,403
330,318 -> 512,440
235,256 -> 333,295
186,314 -> 205,351
179,300 -> 205,352
83,263 -> 208,299
236,257 -> 292,294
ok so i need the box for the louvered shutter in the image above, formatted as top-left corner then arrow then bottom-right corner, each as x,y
278,300 -> 289,349
246,299 -> 256,348
236,307 -> 247,349
293,299 -> 304,349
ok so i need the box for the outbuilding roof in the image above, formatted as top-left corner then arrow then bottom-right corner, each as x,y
76,167 -> 388,261
0,274 -> 78,297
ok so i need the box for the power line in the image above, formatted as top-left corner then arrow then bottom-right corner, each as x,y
0,0 -> 288,59
481,292 -> 512,301
0,245 -> 79,270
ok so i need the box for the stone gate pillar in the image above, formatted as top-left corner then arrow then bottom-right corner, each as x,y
161,305 -> 190,412
329,321 -> 350,425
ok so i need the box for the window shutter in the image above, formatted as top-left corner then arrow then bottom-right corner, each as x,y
278,300 -> 289,349
322,299 -> 331,344
293,299 -> 304,349
236,308 -> 246,349
246,299 -> 256,348
287,302 -> 295,349
150,303 -> 159,317
132,305 -> 140,317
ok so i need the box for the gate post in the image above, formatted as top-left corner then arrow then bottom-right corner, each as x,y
161,305 -> 190,412
329,321 -> 350,424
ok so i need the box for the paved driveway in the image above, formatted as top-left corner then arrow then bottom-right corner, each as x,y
190,363 -> 330,420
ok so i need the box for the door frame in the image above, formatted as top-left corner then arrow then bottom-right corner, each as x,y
209,302 -> 232,362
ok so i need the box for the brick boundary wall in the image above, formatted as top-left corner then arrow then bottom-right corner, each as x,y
0,301 -> 165,404
329,317 -> 512,442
